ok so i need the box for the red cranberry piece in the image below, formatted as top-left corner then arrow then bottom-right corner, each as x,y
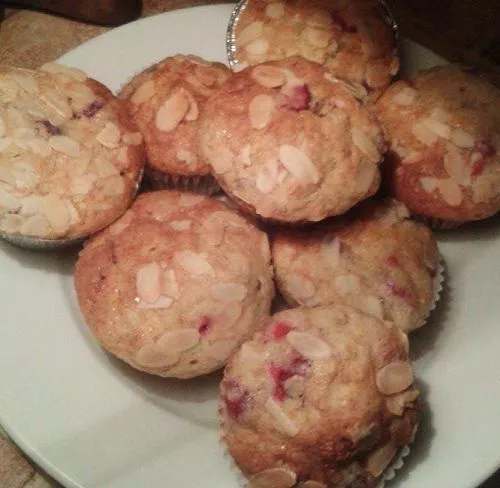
198,316 -> 212,336
39,119 -> 61,136
387,281 -> 411,301
471,140 -> 496,177
82,100 -> 104,118
386,255 -> 400,267
269,355 -> 311,401
222,379 -> 248,420
271,321 -> 293,339
282,85 -> 311,111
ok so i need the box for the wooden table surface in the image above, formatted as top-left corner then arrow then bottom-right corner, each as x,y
0,0 -> 499,487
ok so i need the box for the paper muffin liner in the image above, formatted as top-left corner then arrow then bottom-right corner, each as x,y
414,255 -> 445,331
145,166 -> 220,195
375,444 -> 412,488
0,231 -> 84,250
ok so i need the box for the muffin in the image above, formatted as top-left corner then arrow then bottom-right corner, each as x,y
74,190 -> 274,379
272,199 -> 440,333
119,55 -> 231,194
219,305 -> 419,488
376,64 -> 500,226
0,64 -> 144,246
227,0 -> 399,99
199,57 -> 386,224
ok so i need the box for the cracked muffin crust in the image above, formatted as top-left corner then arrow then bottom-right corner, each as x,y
74,190 -> 274,379
219,305 -> 419,488
199,57 -> 386,223
272,199 -> 440,333
376,64 -> 500,225
228,0 -> 399,100
119,55 -> 231,193
0,64 -> 144,241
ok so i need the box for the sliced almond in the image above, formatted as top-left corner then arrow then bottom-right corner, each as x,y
304,27 -> 331,48
320,236 -> 341,267
96,122 -> 121,149
355,162 -> 377,194
419,176 -> 438,194
265,398 -> 299,437
70,174 -> 97,195
40,92 -> 72,120
366,443 -> 397,477
216,302 -> 242,329
28,138 -> 52,157
443,144 -> 469,184
175,250 -> 214,276
451,128 -> 475,148
136,262 -> 161,304
305,10 -> 332,27
251,65 -> 286,88
249,94 -> 275,130
238,21 -> 264,46
176,149 -> 197,167
437,178 -> 463,206
246,38 -> 269,56
20,214 -> 50,236
11,72 -> 39,94
334,274 -> 361,295
376,361 -> 414,395
49,135 -> 81,157
256,159 -> 279,193
207,340 -> 238,361
101,175 -> 125,197
287,273 -> 316,301
138,295 -> 173,309
392,87 -> 416,106
325,76 -> 367,100
412,121 -> 438,146
156,329 -> 200,354
210,282 -> 247,302
155,91 -> 190,132
386,388 -> 420,416
421,117 -> 451,139
209,147 -> 233,174
401,151 -> 421,165
298,482 -> 327,488
238,144 -> 252,166
43,194 -> 70,234
357,295 -> 384,320
352,126 -> 380,162
279,144 -> 319,184
135,343 -> 179,368
265,2 -> 285,18
131,80 -> 155,105
184,91 -> 199,121
122,132 -> 143,145
286,331 -> 332,360
169,220 -> 192,231
162,269 -> 180,298
249,467 -> 297,488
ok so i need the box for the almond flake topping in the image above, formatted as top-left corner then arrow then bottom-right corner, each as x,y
238,21 -> 264,46
420,177 -> 438,194
279,145 -> 319,184
334,274 -> 361,295
96,122 -> 121,149
438,178 -> 463,206
352,126 -> 380,162
357,295 -> 384,320
138,295 -> 173,309
251,65 -> 286,88
135,344 -> 179,368
304,27 -> 331,48
155,90 -> 190,132
49,135 -> 81,157
265,2 -> 285,18
157,329 -> 200,353
175,250 -> 214,276
136,262 -> 161,304
256,159 -> 279,193
421,117 -> 451,139
287,273 -> 316,301
246,38 -> 269,56
265,398 -> 299,437
286,331 -> 332,360
451,128 -> 475,148
249,94 -> 275,129
412,121 -> 438,146
393,87 -> 416,106
366,443 -> 397,477
376,361 -> 414,395
249,468 -> 297,488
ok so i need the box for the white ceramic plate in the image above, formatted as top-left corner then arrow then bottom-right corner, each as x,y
0,4 -> 499,488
